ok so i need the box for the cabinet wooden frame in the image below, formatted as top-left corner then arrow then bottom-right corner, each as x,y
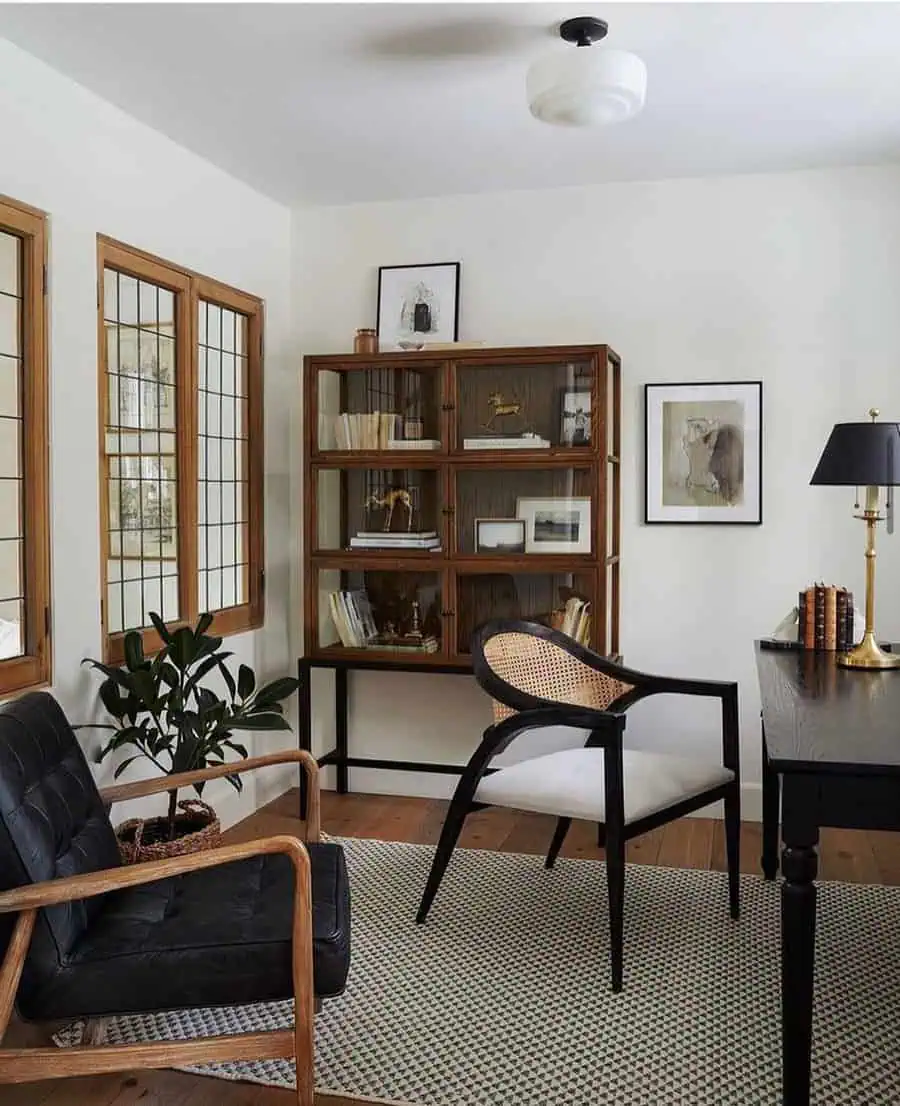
303,344 -> 621,669
97,237 -> 264,663
0,195 -> 51,697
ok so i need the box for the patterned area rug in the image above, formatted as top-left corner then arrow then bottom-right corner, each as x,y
57,837 -> 900,1105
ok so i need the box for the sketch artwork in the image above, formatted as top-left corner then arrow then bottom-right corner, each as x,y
377,263 -> 460,352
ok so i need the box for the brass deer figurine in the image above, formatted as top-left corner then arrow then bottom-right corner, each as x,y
366,488 -> 414,532
484,391 -> 523,432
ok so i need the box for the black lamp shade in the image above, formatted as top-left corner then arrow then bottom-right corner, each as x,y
810,421 -> 900,486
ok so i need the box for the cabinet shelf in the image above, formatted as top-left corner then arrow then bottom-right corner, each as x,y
303,344 -> 621,662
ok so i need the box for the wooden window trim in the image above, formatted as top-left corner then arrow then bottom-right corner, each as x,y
0,195 -> 51,696
97,238 -> 264,663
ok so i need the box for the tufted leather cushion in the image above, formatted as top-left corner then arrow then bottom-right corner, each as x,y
0,692 -> 122,997
19,841 -> 351,1020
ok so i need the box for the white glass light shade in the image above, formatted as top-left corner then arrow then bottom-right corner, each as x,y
527,47 -> 647,126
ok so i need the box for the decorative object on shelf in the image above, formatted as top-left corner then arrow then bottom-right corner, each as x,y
409,600 -> 423,640
527,15 -> 647,128
560,387 -> 592,446
810,409 -> 900,669
350,530 -> 441,551
81,611 -> 299,858
463,432 -> 551,450
377,262 -> 460,352
333,411 -> 401,450
353,327 -> 378,355
644,381 -> 763,525
475,518 -> 527,554
403,416 -> 424,440
517,496 -> 592,554
550,590 -> 592,645
366,486 -> 414,532
795,583 -> 859,653
484,390 -> 525,432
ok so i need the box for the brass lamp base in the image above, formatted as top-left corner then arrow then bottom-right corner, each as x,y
837,631 -> 900,670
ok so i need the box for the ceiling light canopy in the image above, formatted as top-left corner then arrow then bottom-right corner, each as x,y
527,16 -> 647,127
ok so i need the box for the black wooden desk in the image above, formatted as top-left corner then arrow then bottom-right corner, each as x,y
756,643 -> 900,1106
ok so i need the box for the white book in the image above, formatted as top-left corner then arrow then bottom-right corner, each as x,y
386,439 -> 441,450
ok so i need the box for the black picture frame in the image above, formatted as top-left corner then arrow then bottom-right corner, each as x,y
644,380 -> 763,525
376,262 -> 460,352
559,386 -> 592,447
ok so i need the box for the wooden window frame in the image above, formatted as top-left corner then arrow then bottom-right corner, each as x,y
98,237 -> 264,663
0,195 -> 51,697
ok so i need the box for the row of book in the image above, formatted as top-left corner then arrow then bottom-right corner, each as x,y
327,412 -> 440,451
550,595 -> 592,646
797,584 -> 855,652
349,530 -> 441,551
327,588 -> 439,653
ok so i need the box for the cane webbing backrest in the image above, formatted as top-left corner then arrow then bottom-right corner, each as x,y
482,631 -> 632,722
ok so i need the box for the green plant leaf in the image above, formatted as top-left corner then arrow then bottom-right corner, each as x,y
158,662 -> 180,689
196,612 -> 214,636
219,659 -> 236,700
129,668 -> 160,708
237,664 -> 256,701
149,611 -> 172,644
184,653 -> 231,697
227,713 -> 292,732
223,740 -> 248,758
113,755 -> 143,779
98,679 -> 128,720
81,659 -> 132,691
170,627 -> 198,670
123,630 -> 145,672
254,677 -> 301,707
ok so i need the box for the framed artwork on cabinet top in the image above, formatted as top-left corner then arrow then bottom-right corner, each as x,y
377,262 -> 460,352
644,380 -> 762,525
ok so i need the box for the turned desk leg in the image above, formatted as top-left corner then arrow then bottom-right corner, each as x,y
781,777 -> 819,1106
761,730 -> 780,880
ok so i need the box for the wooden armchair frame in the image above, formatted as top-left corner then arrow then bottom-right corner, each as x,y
417,620 -> 740,992
0,750 -> 321,1106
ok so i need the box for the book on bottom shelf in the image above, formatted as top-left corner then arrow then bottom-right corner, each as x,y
327,588 -> 439,652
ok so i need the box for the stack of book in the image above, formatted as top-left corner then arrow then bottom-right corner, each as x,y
550,595 -> 591,646
463,435 -> 550,450
328,411 -> 439,451
349,530 -> 441,552
798,584 -> 855,651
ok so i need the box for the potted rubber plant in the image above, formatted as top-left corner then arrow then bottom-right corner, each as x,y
82,611 -> 300,861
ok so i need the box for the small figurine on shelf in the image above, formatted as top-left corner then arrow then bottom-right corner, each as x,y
365,487 -> 414,532
483,391 -> 524,433
408,600 -> 423,641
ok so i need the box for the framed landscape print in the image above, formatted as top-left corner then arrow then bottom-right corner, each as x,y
377,262 -> 460,352
645,381 -> 762,525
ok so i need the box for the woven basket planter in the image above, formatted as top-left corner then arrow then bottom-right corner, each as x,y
115,798 -> 220,864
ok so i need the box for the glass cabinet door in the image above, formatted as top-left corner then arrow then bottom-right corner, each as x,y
315,362 -> 444,452
314,566 -> 446,657
454,358 -> 595,452
454,464 -> 595,557
314,466 -> 444,554
454,569 -> 597,656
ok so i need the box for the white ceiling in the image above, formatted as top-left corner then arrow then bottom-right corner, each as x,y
2,3 -> 899,207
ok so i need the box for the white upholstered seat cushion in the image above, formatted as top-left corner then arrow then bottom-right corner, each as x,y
475,747 -> 734,825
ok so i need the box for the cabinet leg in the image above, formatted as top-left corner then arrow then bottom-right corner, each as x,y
336,667 -> 349,794
297,659 -> 311,821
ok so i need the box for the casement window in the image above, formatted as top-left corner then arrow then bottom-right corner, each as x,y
98,238 -> 263,662
0,196 -> 50,695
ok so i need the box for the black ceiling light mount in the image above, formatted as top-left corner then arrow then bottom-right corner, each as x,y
559,16 -> 609,48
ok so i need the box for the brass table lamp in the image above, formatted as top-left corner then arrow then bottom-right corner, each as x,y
810,409 -> 900,669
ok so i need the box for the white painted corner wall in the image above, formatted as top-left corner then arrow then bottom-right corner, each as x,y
0,36 -> 296,827
291,165 -> 900,820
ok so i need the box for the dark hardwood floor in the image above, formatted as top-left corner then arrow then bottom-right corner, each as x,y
6,788 -> 900,1105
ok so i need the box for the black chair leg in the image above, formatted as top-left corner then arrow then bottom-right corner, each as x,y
606,825 -> 625,993
545,817 -> 572,869
725,785 -> 741,920
416,794 -> 471,924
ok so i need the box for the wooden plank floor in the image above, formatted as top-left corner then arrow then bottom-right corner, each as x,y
5,789 -> 900,1106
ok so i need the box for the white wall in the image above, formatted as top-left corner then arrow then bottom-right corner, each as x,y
0,37 -> 297,826
292,164 -> 900,818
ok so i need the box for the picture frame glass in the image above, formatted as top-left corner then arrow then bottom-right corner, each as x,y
516,496 -> 592,554
645,382 -> 762,524
377,263 -> 459,352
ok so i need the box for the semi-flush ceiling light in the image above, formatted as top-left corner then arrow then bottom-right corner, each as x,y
527,16 -> 647,127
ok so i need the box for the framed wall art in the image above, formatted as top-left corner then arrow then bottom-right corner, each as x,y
644,381 -> 763,525
475,518 -> 526,554
377,262 -> 460,352
516,496 -> 592,554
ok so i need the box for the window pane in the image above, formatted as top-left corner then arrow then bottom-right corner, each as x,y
0,232 -> 19,298
198,298 -> 249,613
0,292 -> 19,359
105,265 -> 179,632
0,599 -> 23,660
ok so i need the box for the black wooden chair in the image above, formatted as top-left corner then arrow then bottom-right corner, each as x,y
0,692 -> 351,1105
416,620 -> 740,991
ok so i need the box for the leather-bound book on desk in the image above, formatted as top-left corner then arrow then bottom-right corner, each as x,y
803,585 -> 816,650
824,585 -> 838,650
814,583 -> 826,650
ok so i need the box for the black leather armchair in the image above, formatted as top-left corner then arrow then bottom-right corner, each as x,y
0,692 -> 351,1105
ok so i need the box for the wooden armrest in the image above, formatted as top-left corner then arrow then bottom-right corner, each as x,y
0,834 -> 309,915
99,749 -> 320,840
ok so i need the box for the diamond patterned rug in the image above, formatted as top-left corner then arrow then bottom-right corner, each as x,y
57,837 -> 900,1104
